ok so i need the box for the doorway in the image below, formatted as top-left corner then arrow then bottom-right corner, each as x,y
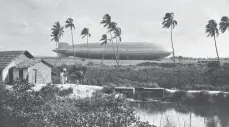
8,68 -> 13,84
19,69 -> 23,80
32,69 -> 37,84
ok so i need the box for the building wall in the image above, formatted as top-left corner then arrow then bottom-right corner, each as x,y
2,54 -> 29,83
28,62 -> 51,84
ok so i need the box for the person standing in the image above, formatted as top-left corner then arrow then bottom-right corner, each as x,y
60,69 -> 64,84
63,68 -> 68,84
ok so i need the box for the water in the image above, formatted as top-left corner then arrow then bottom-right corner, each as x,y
133,102 -> 229,127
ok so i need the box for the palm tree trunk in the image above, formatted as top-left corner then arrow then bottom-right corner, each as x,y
71,29 -> 76,65
170,26 -> 179,72
115,37 -> 120,66
170,26 -> 176,65
87,35 -> 89,61
102,44 -> 107,63
214,35 -> 222,72
109,32 -> 118,66
117,38 -> 121,64
57,42 -> 62,66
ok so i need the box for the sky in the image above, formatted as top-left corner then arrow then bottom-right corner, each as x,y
1,0 -> 229,58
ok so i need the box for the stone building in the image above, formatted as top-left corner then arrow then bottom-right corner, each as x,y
0,51 -> 53,84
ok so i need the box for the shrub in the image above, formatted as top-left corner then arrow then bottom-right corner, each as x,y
222,86 -> 229,92
184,84 -> 215,91
171,90 -> 187,102
1,81 -> 45,127
135,121 -> 157,127
39,84 -> 60,100
102,83 -> 116,94
193,91 -> 212,106
58,87 -> 73,97
212,92 -> 229,107
1,81 -> 153,127
31,93 -> 139,127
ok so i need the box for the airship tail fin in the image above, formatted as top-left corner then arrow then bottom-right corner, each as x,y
58,42 -> 69,49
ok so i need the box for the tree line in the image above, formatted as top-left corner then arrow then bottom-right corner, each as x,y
50,13 -> 229,69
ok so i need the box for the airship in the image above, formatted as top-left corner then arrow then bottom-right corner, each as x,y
52,42 -> 171,60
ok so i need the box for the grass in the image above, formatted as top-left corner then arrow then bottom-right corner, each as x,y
70,63 -> 229,91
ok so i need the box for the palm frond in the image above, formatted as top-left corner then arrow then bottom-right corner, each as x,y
82,34 -> 86,38
65,18 -> 75,30
108,22 -> 117,32
219,16 -> 229,33
162,13 -> 177,29
205,19 -> 218,37
101,14 -> 111,28
50,21 -> 64,43
100,34 -> 107,41
81,27 -> 91,38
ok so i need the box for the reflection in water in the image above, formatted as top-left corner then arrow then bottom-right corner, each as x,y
133,102 -> 229,127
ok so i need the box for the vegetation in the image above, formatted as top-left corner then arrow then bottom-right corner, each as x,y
100,14 -> 117,64
162,12 -> 178,67
100,14 -> 122,66
50,21 -> 64,65
65,18 -> 76,65
205,19 -> 222,72
0,81 -> 156,127
56,62 -> 229,91
219,16 -> 229,33
100,34 -> 109,63
81,27 -> 91,61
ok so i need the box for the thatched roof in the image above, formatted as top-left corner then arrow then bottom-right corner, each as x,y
0,51 -> 34,69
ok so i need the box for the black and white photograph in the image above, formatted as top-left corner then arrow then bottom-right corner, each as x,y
1,0 -> 229,126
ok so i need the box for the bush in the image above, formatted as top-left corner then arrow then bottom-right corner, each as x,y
1,81 -> 45,127
1,81 -> 152,127
192,91 -> 212,106
170,90 -> 188,102
135,121 -> 157,127
184,84 -> 215,91
102,83 -> 116,94
39,83 -> 60,100
58,87 -> 73,97
212,92 -> 229,107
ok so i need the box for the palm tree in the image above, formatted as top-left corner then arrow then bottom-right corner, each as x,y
113,27 -> 122,65
162,12 -> 178,66
100,14 -> 118,65
107,22 -> 119,65
219,16 -> 229,33
65,18 -> 76,65
100,34 -> 109,63
50,21 -> 64,65
81,28 -> 91,61
205,19 -> 222,71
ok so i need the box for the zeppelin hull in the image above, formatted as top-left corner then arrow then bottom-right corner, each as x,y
53,42 -> 171,60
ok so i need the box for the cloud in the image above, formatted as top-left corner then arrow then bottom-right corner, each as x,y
1,0 -> 229,58
23,0 -> 62,10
